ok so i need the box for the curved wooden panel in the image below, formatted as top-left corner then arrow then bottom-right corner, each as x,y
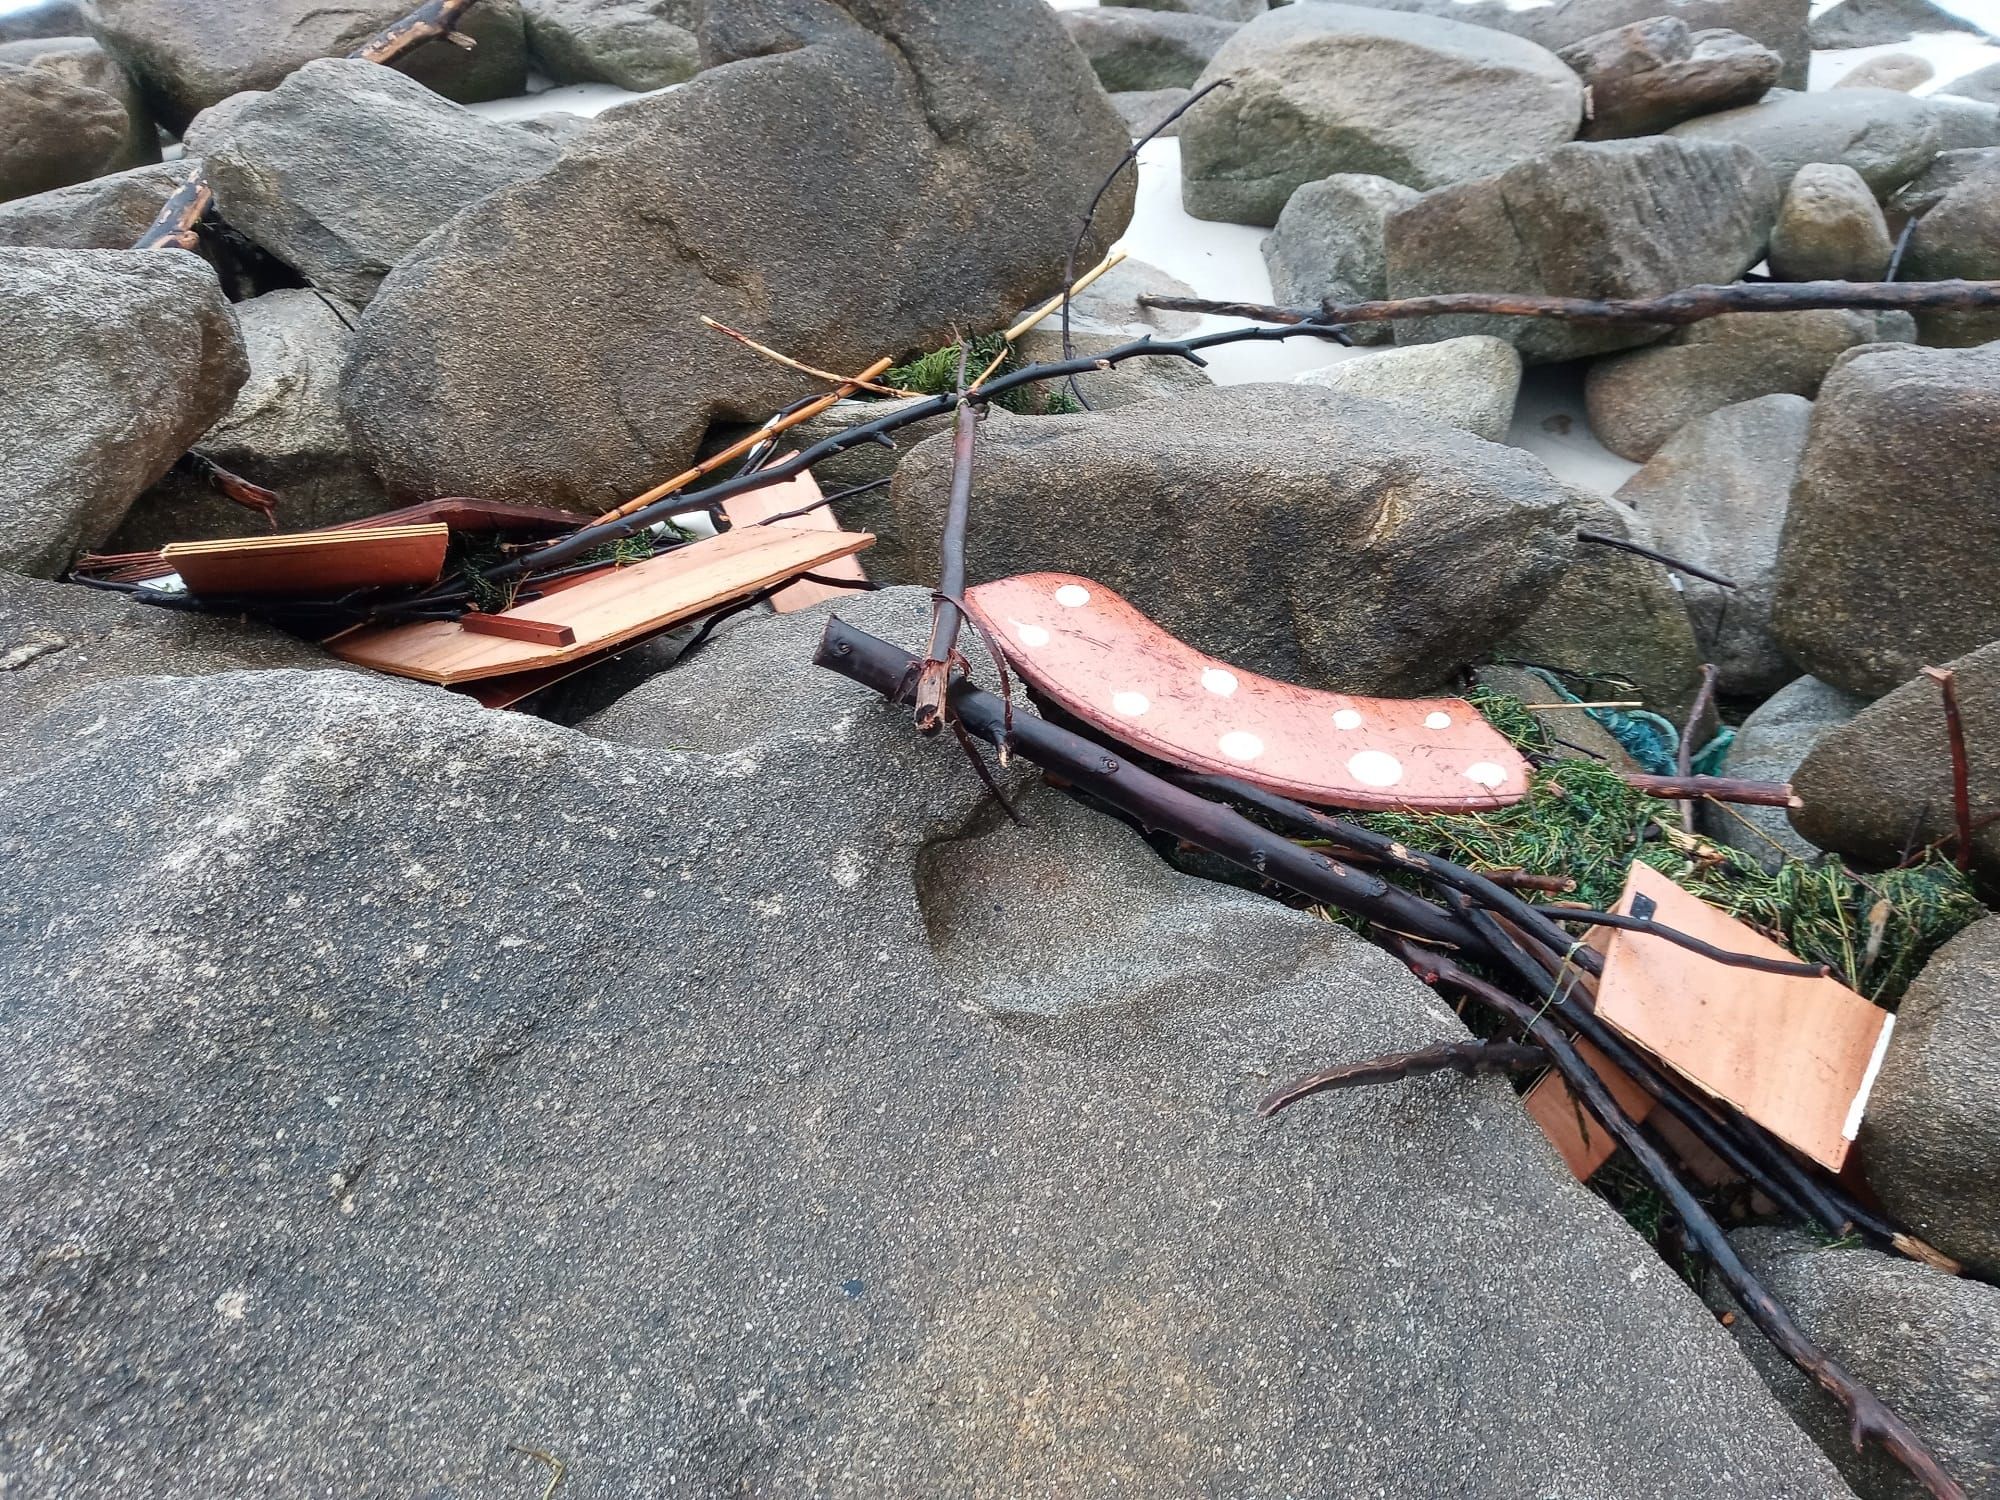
964,573 -> 1530,811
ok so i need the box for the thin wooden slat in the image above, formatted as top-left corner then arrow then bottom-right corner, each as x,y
164,524 -> 449,598
964,573 -> 1532,811
1594,862 -> 1893,1173
331,523 -> 874,685
460,613 -> 576,647
719,468 -> 867,613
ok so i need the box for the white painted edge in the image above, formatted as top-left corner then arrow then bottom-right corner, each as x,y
1842,1013 -> 1898,1142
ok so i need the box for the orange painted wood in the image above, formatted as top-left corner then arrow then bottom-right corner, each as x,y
1524,1037 -> 1655,1180
164,524 -> 448,598
1594,862 -> 1894,1173
719,468 -> 868,613
331,523 -> 873,685
460,613 -> 576,647
963,573 -> 1532,811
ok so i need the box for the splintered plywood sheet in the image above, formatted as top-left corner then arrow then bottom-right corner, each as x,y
1523,1037 -> 1653,1181
720,468 -> 867,613
164,524 -> 449,598
330,523 -> 873,685
964,573 -> 1530,811
1595,862 -> 1894,1173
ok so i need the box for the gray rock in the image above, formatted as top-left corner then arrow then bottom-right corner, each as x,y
1558,17 -> 1779,140
1792,638 -> 2000,873
1929,92 -> 2000,150
786,396 -> 952,509
1261,172 -> 1418,344
1584,309 -> 1907,463
1110,86 -> 1193,138
1666,88 -> 1943,196
0,569 -> 338,725
1810,0 -> 1986,48
1061,6 -> 1238,92
1889,149 -> 2000,346
1286,0 -> 1813,90
1102,0 -> 1270,19
0,247 -> 245,577
1383,138 -> 1779,365
1702,676 -> 1869,869
1835,51 -> 1935,92
339,0 -> 1134,511
0,34 -> 160,175
1056,256 -> 1202,338
185,59 -> 559,306
885,384 -> 1577,695
109,289 -> 388,551
1773,342 -> 2000,697
0,1 -> 89,44
87,0 -> 529,133
1476,661 -> 1644,769
1768,162 -> 1894,281
0,57 -> 146,203
1011,327 -> 1216,410
1864,918 -> 2000,1279
1293,335 -> 1522,442
511,109 -> 594,146
1717,1229 -> 2000,1500
1497,492 -> 1706,722
0,158 -> 186,248
0,592 -> 1858,1496
1178,4 -> 1583,222
1614,394 -> 1810,698
1939,59 -> 2000,105
522,0 -> 699,92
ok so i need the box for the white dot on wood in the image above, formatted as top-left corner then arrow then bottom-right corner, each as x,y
1054,584 -> 1091,608
1333,709 -> 1363,731
1202,668 -> 1239,697
1347,750 -> 1404,787
1464,762 -> 1507,789
1219,730 -> 1265,761
1112,690 -> 1150,717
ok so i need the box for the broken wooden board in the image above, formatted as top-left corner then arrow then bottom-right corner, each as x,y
163,524 -> 449,598
1593,862 -> 1894,1173
720,467 -> 867,614
963,573 -> 1531,811
331,523 -> 873,685
1524,1036 -> 1652,1181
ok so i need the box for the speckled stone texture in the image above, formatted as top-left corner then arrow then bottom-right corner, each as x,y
0,587 -> 1856,1495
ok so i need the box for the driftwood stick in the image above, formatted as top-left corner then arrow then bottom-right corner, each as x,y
1577,529 -> 1737,590
1139,279 -> 2000,332
1678,663 -> 1721,833
1388,942 -> 1966,1500
1624,773 -> 1797,808
181,452 -> 280,526
1546,907 -> 1830,977
1259,1039 -> 1545,1116
913,351 -> 978,733
697,317 -> 921,398
1921,666 -> 1976,872
134,0 -> 489,251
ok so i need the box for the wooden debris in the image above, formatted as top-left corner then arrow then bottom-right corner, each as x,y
718,470 -> 867,614
164,524 -> 449,598
963,572 -> 1532,811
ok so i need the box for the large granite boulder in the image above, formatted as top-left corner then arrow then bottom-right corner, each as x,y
1768,162 -> 1893,282
1614,394 -> 1810,698
1178,4 -> 1582,222
1558,17 -> 1779,140
1889,149 -> 2000,346
0,590 -> 1855,1497
1584,309 -> 1903,463
1863,917 -> 2000,1279
1383,138 -> 1778,364
1773,342 -> 2000,697
1293,336 -> 1522,442
109,289 -> 389,551
339,0 -> 1134,512
184,59 -> 559,306
1261,171 -> 1417,344
0,56 -> 148,203
86,0 -> 529,133
0,247 -> 244,577
883,384 -> 1578,695
1792,639 -> 2000,876
0,158 -> 184,248
1496,492 -> 1706,722
1941,60 -> 2000,105
1835,51 -> 1934,92
1666,88 -> 1943,195
1102,0 -> 1269,18
0,1 -> 90,44
1700,675 -> 1868,869
1811,0 -> 1986,48
522,0 -> 700,91
0,34 -> 159,177
1060,6 -> 1238,92
1717,1229 -> 2000,1499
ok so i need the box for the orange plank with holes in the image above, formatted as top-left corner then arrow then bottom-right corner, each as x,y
963,573 -> 1531,811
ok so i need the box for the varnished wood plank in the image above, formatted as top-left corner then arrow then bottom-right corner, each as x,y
720,468 -> 868,613
460,613 -> 576,647
164,525 -> 449,598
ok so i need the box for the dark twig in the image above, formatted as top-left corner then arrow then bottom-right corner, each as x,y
1677,663 -> 1721,833
1622,773 -> 1798,808
1576,530 -> 1737,590
1921,666 -> 1976,872
1259,1039 -> 1545,1116
181,452 -> 280,527
1885,213 -> 1921,284
1140,279 -> 2000,332
1383,942 -> 1966,1500
1544,907 -> 1831,977
914,346 -> 977,733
